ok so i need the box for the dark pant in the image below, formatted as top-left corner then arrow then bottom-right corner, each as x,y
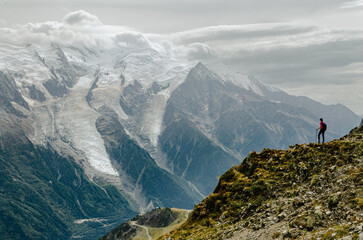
318,129 -> 325,143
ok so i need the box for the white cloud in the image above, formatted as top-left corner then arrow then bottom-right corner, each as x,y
113,31 -> 153,50
62,9 -> 102,25
0,10 -> 203,57
0,10 -> 120,47
170,24 -> 316,45
169,24 -> 363,55
185,43 -> 215,60
341,0 -> 363,8
0,21 -> 93,46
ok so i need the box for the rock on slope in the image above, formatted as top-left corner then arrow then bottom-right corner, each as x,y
162,125 -> 363,240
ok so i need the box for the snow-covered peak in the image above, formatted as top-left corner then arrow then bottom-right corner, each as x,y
247,75 -> 282,93
0,43 -> 52,87
204,62 -> 282,96
205,62 -> 264,95
113,49 -> 193,89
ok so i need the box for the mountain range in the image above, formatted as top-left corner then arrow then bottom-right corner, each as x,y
0,42 -> 360,239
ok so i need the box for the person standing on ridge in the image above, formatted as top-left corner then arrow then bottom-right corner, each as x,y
317,118 -> 327,143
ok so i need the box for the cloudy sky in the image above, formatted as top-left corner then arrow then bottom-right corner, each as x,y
0,0 -> 362,115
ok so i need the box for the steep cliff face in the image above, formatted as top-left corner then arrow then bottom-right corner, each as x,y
163,126 -> 363,240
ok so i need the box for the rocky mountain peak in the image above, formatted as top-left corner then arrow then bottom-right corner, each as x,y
195,61 -> 207,70
187,61 -> 218,82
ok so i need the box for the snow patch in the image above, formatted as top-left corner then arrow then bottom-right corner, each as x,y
75,76 -> 93,88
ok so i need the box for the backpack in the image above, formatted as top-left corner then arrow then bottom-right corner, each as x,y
322,122 -> 327,131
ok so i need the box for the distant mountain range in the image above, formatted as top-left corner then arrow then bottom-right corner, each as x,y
0,42 -> 360,239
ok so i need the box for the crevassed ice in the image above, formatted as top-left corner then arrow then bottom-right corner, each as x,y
56,76 -> 119,176
72,121 -> 118,176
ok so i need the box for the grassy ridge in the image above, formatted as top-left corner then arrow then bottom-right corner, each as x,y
162,126 -> 363,239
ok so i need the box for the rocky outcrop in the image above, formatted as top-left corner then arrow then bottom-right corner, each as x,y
134,208 -> 178,228
43,77 -> 69,98
163,126 -> 363,240
0,71 -> 29,116
28,85 -> 46,102
100,208 -> 189,240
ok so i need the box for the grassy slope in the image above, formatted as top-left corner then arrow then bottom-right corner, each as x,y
162,126 -> 363,240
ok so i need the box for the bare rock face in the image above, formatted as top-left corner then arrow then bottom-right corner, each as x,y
28,85 -> 46,102
0,71 -> 29,116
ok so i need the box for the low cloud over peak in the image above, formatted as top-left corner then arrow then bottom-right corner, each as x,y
63,10 -> 102,25
185,43 -> 215,60
113,31 -> 153,50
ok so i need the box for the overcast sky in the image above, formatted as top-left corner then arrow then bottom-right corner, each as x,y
0,0 -> 362,115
